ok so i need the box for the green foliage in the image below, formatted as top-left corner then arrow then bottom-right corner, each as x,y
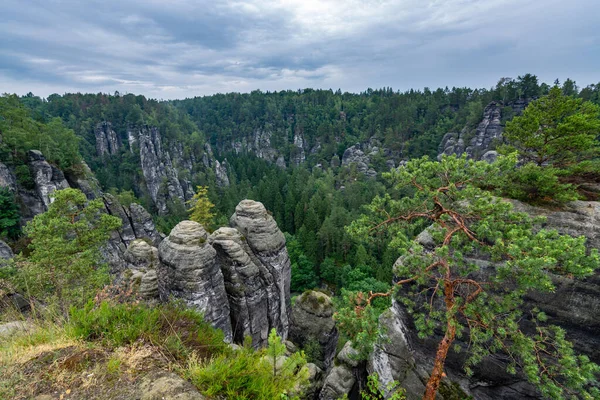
342,155 -> 600,398
0,95 -> 81,169
14,188 -> 121,312
187,186 -> 215,230
69,301 -> 227,360
500,162 -> 579,204
361,373 -> 405,400
0,187 -> 20,240
186,329 -> 309,400
502,86 -> 600,169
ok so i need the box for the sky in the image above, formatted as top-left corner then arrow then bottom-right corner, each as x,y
1,0 -> 599,100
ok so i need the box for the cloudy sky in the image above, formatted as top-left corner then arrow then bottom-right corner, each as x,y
1,0 -> 599,99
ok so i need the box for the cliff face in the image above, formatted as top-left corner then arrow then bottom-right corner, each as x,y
0,150 -> 162,273
370,200 -> 600,400
438,100 -> 528,162
95,122 -> 120,157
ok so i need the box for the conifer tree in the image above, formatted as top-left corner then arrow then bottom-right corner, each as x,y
339,155 -> 600,400
187,186 -> 215,230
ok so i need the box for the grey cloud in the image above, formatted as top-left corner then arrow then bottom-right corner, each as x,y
0,0 -> 599,99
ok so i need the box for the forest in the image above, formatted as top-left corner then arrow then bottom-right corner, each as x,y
2,74 -> 600,399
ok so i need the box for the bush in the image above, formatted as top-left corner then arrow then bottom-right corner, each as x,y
500,163 -> 579,204
69,301 -> 227,361
185,330 -> 309,400
0,187 -> 20,240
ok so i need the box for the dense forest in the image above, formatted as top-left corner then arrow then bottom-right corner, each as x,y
2,74 -> 600,298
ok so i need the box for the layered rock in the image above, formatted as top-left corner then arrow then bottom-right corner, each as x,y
371,199 -> 600,399
209,227 -> 270,347
202,144 -> 230,187
230,200 -> 291,340
289,290 -> 338,370
124,239 -> 160,299
158,221 -> 232,341
95,121 -> 120,157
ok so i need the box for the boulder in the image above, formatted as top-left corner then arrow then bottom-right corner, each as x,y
289,290 -> 338,370
0,240 -> 13,261
319,364 -> 356,400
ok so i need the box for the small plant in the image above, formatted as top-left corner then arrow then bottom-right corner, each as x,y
361,373 -> 405,400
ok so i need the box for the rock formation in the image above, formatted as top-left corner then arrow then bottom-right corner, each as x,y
319,341 -> 360,400
0,240 -> 13,261
137,126 -> 188,214
289,290 -> 338,370
95,121 -> 120,157
438,100 -> 529,162
28,150 -> 70,209
209,227 -> 270,347
230,200 -> 292,340
370,199 -> 600,399
124,239 -> 160,299
158,220 -> 233,342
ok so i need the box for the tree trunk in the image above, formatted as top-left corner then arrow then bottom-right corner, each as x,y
422,319 -> 456,400
423,281 -> 457,400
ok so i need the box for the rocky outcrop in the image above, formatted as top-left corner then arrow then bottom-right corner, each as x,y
230,200 -> 291,340
202,144 -> 230,187
292,130 -> 306,166
289,290 -> 338,370
124,239 -> 160,299
28,150 -> 69,209
209,227 -> 270,347
101,194 -> 162,273
341,139 -> 396,177
0,162 -> 16,192
158,221 -> 233,341
95,121 -> 120,157
137,126 -> 188,214
0,240 -> 13,261
438,100 -> 529,162
319,342 -> 360,400
371,199 -> 600,399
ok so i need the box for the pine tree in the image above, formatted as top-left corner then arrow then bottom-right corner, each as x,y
340,155 -> 600,400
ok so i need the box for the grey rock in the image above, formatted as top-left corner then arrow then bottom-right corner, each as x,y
138,126 -> 187,214
0,240 -> 13,260
158,221 -> 232,341
28,150 -> 69,209
0,162 -> 17,192
230,200 -> 291,340
124,239 -> 160,268
304,362 -> 324,399
140,371 -> 206,400
140,270 -> 159,299
289,290 -> 338,370
292,130 -> 306,165
0,321 -> 34,338
129,203 -> 162,246
337,341 -> 360,368
319,364 -> 356,400
480,150 -> 498,164
66,161 -> 102,199
95,121 -> 120,156
438,102 -> 504,161
209,226 -> 270,347
276,156 -> 287,168
215,159 -> 230,187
